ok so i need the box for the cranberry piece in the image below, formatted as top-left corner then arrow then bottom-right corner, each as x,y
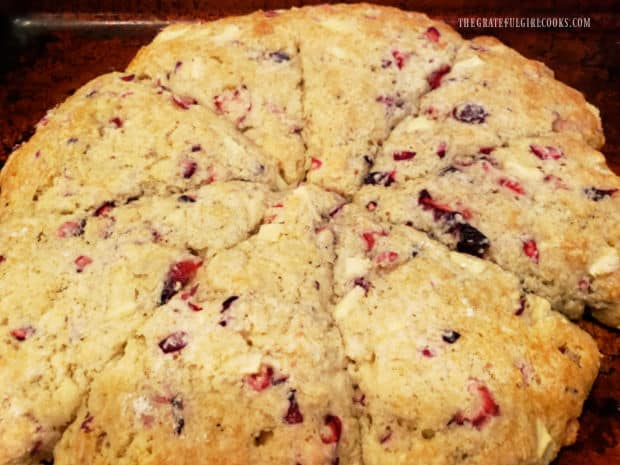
361,231 -> 387,252
391,50 -> 409,69
187,301 -> 202,311
57,220 -> 85,238
376,95 -> 394,106
11,326 -> 35,341
452,104 -> 488,124
221,295 -> 239,313
109,117 -> 123,128
363,171 -> 396,186
158,331 -> 188,353
263,10 -> 279,17
75,255 -> 93,272
529,144 -> 563,160
425,26 -> 440,42
181,284 -> 199,300
283,391 -> 304,424
181,160 -> 198,179
120,74 -> 135,82
354,277 -> 372,295
479,147 -> 495,155
578,278 -> 591,293
522,239 -> 539,264
366,201 -> 377,211
448,380 -> 500,430
436,142 -> 447,158
329,203 -> 345,218
213,86 -> 252,125
421,347 -> 435,357
393,151 -> 416,161
172,95 -> 198,110
455,223 -> 490,258
310,157 -> 323,170
376,251 -> 398,264
80,415 -> 94,432
584,187 -> 618,201
269,51 -> 290,62
498,178 -> 525,196
418,189 -> 456,221
191,144 -> 202,152
94,201 -> 115,217
427,64 -> 451,90
174,61 -> 183,72
380,427 -> 393,444
320,415 -> 342,444
514,297 -> 526,316
246,364 -> 274,391
442,329 -> 460,343
178,195 -> 196,203
0,255 -> 5,264
381,58 -> 392,68
160,260 -> 203,305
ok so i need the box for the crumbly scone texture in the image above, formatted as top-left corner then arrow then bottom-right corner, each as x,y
0,3 -> 615,465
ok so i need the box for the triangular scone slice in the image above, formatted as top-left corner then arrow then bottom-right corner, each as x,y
54,186 -> 361,465
0,182 -> 270,464
296,4 -> 462,195
420,36 -> 604,149
0,73 -> 277,219
127,11 -> 305,184
330,204 -> 599,465
356,133 -> 620,326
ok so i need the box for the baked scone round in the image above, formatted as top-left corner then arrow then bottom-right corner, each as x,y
0,3 -> 615,465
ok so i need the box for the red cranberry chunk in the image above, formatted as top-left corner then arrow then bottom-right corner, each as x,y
514,297 -> 526,316
158,331 -> 188,354
94,201 -> 115,217
246,364 -> 274,392
57,220 -> 85,238
172,95 -> 198,110
320,415 -> 342,444
363,171 -> 396,187
436,142 -> 447,158
80,415 -> 94,432
425,26 -> 441,42
529,144 -> 563,160
11,326 -> 35,341
393,151 -> 416,161
421,347 -> 435,357
187,301 -> 202,311
453,104 -> 488,124
584,187 -> 618,201
366,201 -> 377,211
221,295 -> 239,313
120,74 -> 135,81
455,223 -> 490,258
310,157 -> 323,170
109,117 -> 123,128
391,50 -> 409,69
75,255 -> 93,272
181,160 -> 198,179
354,277 -> 372,295
160,260 -> 203,305
283,391 -> 304,424
522,239 -> 539,264
479,146 -> 495,155
0,255 -> 5,264
178,195 -> 196,203
442,329 -> 460,344
498,178 -> 525,196
269,50 -> 290,62
427,64 -> 451,90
